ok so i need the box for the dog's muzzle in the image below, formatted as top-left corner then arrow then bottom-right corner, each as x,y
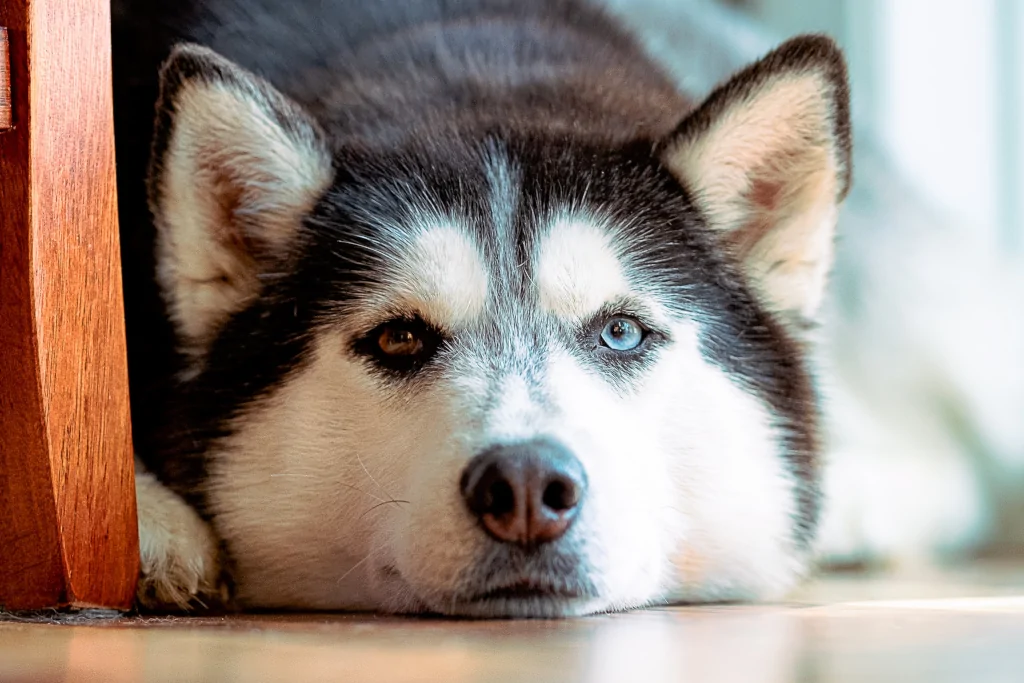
380,439 -> 597,615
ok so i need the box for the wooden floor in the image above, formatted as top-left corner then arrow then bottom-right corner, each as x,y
2,562 -> 1023,683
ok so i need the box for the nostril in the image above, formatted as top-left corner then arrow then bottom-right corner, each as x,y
541,478 -> 576,512
461,439 -> 586,546
488,478 -> 516,516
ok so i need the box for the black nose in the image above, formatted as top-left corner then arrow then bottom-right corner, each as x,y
460,439 -> 587,548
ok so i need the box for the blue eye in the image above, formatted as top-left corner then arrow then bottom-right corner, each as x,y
599,317 -> 644,351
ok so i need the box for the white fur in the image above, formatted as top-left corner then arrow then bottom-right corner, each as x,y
199,212 -> 803,614
536,217 -> 631,321
207,337 -> 396,608
543,324 -> 802,607
135,463 -> 223,609
356,223 -> 490,329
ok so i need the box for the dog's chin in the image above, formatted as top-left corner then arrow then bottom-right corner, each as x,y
373,564 -> 608,618
444,581 -> 606,618
444,595 -> 604,618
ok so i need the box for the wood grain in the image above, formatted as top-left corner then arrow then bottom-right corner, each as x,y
2,564 -> 1024,683
0,0 -> 138,610
1,27 -> 11,129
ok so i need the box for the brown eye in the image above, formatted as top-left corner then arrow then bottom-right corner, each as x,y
356,316 -> 442,374
378,326 -> 424,356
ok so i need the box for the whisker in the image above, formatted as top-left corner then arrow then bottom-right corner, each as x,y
336,554 -> 374,585
358,498 -> 411,520
355,452 -> 398,503
335,544 -> 388,586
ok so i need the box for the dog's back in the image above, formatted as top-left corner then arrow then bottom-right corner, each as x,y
113,0 -> 686,141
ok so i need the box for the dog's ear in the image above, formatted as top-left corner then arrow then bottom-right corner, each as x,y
148,44 -> 333,354
661,35 -> 851,325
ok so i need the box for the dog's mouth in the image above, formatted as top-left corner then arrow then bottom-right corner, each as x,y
377,563 -> 597,616
452,576 -> 597,617
468,579 -> 585,602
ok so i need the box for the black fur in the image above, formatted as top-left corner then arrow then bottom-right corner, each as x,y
113,0 -> 847,553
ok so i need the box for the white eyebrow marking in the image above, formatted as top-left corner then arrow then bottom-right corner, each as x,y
392,222 -> 490,326
536,216 -> 630,320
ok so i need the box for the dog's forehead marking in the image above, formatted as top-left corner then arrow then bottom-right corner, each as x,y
485,373 -> 545,443
536,217 -> 630,320
393,223 -> 489,326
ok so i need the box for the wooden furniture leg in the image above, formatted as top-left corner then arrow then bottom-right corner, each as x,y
0,0 -> 138,611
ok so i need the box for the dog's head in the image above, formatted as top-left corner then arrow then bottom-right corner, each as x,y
147,36 -> 850,616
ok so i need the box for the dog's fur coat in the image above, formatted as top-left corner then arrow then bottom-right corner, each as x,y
113,0 -> 852,615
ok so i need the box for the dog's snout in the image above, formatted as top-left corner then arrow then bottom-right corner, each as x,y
460,439 -> 586,547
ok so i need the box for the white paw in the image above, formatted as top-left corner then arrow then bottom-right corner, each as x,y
135,465 -> 226,610
815,443 -> 991,568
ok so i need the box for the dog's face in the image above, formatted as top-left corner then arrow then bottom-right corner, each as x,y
147,38 -> 850,616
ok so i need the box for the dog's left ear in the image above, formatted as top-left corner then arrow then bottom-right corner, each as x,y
661,35 -> 851,324
148,44 -> 334,356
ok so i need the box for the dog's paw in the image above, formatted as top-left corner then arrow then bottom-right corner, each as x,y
815,443 -> 991,568
135,466 -> 229,611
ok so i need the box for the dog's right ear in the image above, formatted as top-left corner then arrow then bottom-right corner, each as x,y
148,44 -> 333,356
659,35 -> 851,327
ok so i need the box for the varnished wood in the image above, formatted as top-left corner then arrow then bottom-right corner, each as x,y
1,566 -> 1023,683
0,27 -> 11,129
0,0 -> 137,610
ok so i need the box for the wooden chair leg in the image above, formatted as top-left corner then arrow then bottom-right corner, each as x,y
0,0 -> 138,611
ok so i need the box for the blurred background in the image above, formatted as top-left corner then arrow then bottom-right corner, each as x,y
728,0 -> 1022,253
604,0 -> 1024,567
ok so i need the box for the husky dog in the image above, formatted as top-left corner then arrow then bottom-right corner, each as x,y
113,0 -> 851,616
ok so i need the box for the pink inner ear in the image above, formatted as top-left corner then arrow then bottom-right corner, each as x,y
723,175 -> 786,261
195,156 -> 264,266
749,176 -> 784,212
